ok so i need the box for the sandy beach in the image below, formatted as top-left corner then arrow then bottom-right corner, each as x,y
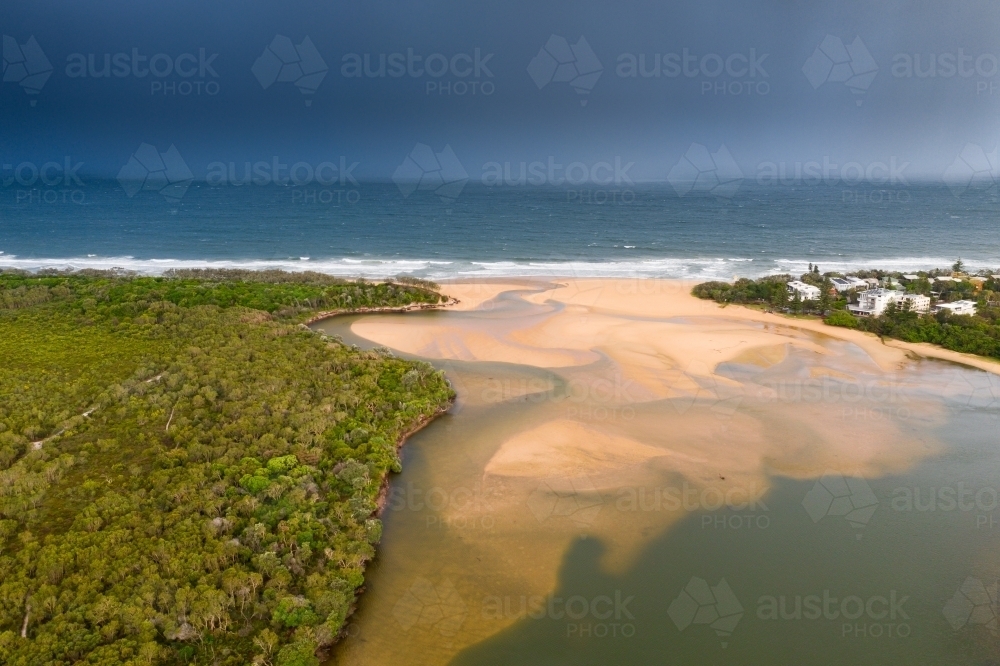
326,278 -> 995,666
352,279 -> 967,482
416,278 -> 1000,376
350,277 -> 955,540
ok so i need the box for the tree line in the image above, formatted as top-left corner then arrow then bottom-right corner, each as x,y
692,268 -> 1000,360
0,271 -> 454,665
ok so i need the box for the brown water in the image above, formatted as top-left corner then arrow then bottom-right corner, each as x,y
316,289 -> 1000,666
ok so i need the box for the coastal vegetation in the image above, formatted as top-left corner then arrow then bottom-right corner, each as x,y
826,298 -> 1000,359
691,269 -> 840,314
691,274 -> 797,308
693,265 -> 1000,361
0,270 -> 453,665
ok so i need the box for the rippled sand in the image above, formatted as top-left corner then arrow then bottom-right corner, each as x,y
326,279 -> 982,666
354,279 -> 947,484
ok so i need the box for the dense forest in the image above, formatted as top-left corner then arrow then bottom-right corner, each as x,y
0,270 -> 454,665
824,302 -> 1000,359
693,269 -> 1000,361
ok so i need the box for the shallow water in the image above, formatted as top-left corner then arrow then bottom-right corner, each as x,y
315,293 -> 1000,666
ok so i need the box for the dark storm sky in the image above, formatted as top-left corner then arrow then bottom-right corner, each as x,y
3,0 -> 1000,182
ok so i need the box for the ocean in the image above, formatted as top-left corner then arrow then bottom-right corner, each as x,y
1,181 -> 997,279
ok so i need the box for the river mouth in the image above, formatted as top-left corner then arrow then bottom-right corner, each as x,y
315,282 -> 1000,666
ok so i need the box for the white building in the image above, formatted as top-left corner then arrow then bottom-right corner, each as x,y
830,277 -> 868,292
787,280 -> 821,301
899,293 -> 930,313
933,300 -> 978,316
849,289 -> 898,316
848,289 -> 929,316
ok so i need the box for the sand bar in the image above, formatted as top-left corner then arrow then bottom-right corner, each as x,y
353,279 -> 954,488
333,278 -> 963,665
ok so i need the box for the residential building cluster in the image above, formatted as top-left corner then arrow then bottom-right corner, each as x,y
932,300 -> 978,316
830,276 -> 869,292
786,272 -> 981,317
847,288 -> 930,316
786,280 -> 820,301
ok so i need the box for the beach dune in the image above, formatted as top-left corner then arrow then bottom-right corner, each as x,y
352,279 -> 948,491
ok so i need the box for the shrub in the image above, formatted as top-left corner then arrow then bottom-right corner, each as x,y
267,454 -> 298,475
825,310 -> 859,329
273,596 -> 319,628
